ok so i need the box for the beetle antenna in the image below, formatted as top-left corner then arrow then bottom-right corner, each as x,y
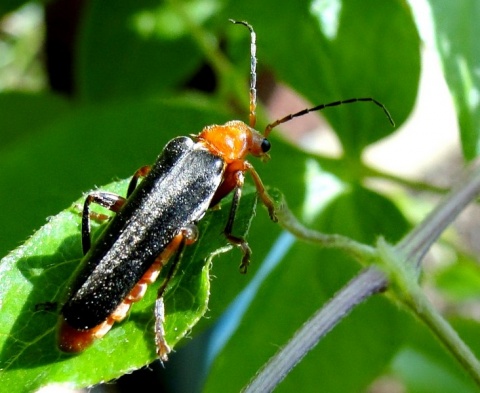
230,19 -> 257,128
264,97 -> 395,138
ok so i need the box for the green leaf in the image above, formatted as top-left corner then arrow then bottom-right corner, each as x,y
77,0 -> 213,102
427,0 -> 480,159
223,0 -> 420,155
0,177 -> 257,392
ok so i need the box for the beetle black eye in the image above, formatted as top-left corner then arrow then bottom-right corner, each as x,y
261,138 -> 271,153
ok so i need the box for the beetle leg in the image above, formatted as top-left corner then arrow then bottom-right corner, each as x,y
82,192 -> 126,255
221,161 -> 276,273
222,171 -> 253,274
154,225 -> 198,361
244,161 -> 277,222
127,165 -> 151,197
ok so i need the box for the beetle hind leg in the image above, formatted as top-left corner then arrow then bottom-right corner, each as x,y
154,297 -> 170,362
153,225 -> 198,361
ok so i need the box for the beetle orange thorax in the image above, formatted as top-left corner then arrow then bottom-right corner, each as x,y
197,120 -> 265,163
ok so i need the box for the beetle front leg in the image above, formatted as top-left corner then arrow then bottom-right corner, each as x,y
82,192 -> 126,254
244,161 -> 277,222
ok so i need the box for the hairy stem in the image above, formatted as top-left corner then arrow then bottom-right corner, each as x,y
275,195 -> 377,265
243,267 -> 387,393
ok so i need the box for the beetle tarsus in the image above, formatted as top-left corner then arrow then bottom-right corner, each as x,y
154,297 -> 171,362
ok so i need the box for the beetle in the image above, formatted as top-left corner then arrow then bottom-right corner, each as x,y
58,20 -> 394,361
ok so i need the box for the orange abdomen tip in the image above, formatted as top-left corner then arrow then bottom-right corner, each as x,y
58,320 -> 96,353
58,318 -> 112,353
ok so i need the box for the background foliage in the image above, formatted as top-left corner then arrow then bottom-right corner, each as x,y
1,0 -> 480,392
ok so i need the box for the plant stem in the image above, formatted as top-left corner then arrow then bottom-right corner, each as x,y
406,280 -> 480,385
275,194 -> 377,265
243,267 -> 388,393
